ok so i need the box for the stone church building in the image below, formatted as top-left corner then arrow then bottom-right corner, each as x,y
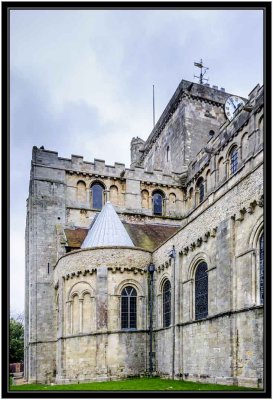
24,79 -> 264,388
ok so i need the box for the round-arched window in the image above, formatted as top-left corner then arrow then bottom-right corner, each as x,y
91,183 -> 104,210
195,262 -> 208,320
163,280 -> 171,327
230,146 -> 238,175
197,178 -> 205,204
153,191 -> 164,216
121,286 -> 137,329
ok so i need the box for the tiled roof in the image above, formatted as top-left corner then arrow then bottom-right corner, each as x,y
123,222 -> 180,251
65,222 -> 180,252
64,228 -> 88,248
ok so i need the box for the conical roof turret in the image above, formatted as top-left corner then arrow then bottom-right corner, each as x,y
81,201 -> 134,248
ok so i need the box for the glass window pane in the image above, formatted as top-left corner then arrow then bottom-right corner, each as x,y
92,184 -> 103,209
163,280 -> 171,327
153,192 -> 163,215
121,286 -> 137,329
230,148 -> 238,175
195,262 -> 208,320
199,181 -> 204,203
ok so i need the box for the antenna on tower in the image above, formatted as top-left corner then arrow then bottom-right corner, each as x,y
194,59 -> 209,84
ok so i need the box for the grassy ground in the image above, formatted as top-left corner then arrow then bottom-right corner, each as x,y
10,377 -> 259,391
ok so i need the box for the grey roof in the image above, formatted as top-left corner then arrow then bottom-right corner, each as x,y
81,202 -> 135,248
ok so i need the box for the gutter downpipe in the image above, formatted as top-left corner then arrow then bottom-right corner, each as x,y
171,245 -> 176,380
148,263 -> 156,376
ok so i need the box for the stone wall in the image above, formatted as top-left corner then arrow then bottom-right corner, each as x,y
53,247 -> 151,383
152,145 -> 263,386
139,80 -> 232,173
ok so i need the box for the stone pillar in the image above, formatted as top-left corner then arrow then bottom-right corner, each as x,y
96,266 -> 108,330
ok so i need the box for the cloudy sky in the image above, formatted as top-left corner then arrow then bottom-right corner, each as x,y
10,8 -> 263,314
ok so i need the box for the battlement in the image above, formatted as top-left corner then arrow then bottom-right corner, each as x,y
31,146 -> 182,186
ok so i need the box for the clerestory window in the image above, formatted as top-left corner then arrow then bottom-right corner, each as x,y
153,191 -> 164,216
230,147 -> 238,175
91,183 -> 104,210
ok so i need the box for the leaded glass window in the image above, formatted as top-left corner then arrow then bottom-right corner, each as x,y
121,286 -> 137,329
230,147 -> 238,175
153,191 -> 164,216
260,233 -> 264,304
92,183 -> 104,210
163,280 -> 171,327
195,262 -> 208,320
198,180 -> 205,203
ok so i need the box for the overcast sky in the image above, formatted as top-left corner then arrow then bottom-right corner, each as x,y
10,8 -> 263,314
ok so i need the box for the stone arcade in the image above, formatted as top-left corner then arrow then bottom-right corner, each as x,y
25,79 -> 264,387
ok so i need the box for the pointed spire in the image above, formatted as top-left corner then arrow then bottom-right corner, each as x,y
81,202 -> 134,248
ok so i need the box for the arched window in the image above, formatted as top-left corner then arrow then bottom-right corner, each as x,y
260,233 -> 264,305
163,280 -> 171,327
91,182 -> 104,210
197,178 -> 205,204
195,262 -> 208,320
206,169 -> 211,193
153,191 -> 164,216
121,286 -> 137,329
230,146 -> 238,175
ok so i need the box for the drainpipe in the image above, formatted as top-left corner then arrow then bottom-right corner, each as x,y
170,246 -> 176,380
148,263 -> 155,376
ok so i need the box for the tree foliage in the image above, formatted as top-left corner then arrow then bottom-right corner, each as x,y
9,316 -> 24,363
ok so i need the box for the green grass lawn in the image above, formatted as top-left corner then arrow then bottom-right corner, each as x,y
10,377 -> 260,391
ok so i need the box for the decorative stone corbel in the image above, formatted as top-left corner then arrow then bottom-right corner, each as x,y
190,243 -> 196,251
210,227 -> 217,237
246,206 -> 254,214
203,231 -> 210,242
257,195 -> 264,207
236,208 -> 247,222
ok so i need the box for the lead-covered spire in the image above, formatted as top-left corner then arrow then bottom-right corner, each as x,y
81,201 -> 134,248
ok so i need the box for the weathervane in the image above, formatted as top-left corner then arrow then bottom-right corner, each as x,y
194,59 -> 209,84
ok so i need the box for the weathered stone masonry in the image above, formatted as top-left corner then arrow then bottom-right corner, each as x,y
25,79 -> 264,387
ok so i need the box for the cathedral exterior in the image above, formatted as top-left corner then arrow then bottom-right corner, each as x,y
24,79 -> 264,388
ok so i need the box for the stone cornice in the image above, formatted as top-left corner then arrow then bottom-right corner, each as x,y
231,195 -> 264,223
62,265 -> 148,281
